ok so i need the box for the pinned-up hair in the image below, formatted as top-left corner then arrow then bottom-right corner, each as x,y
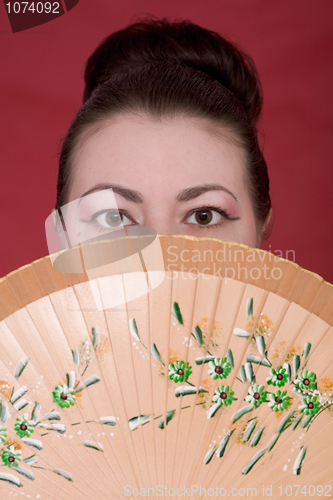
57,18 -> 271,235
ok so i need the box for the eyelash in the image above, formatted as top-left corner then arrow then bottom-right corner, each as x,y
84,206 -> 238,232
84,209 -> 135,233
183,205 -> 238,229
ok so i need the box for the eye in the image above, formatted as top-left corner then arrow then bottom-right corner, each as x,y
185,209 -> 223,226
95,210 -> 135,228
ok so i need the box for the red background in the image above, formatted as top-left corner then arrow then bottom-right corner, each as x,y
1,0 -> 333,282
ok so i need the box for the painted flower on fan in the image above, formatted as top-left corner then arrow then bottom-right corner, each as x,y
298,395 -> 320,416
212,385 -> 236,407
208,357 -> 231,380
294,370 -> 316,391
168,361 -> 192,383
14,414 -> 36,438
268,390 -> 292,412
266,366 -> 288,387
0,425 -> 7,443
2,446 -> 21,467
52,384 -> 76,408
245,384 -> 268,407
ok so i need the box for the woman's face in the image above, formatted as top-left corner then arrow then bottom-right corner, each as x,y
66,113 -> 258,247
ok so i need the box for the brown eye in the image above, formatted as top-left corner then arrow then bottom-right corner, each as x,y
195,210 -> 213,225
184,208 -> 227,227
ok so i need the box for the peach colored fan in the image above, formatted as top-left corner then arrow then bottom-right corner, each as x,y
0,236 -> 332,499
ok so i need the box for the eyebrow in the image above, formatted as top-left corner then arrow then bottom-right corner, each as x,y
79,182 -> 237,204
177,184 -> 238,203
80,184 -> 144,203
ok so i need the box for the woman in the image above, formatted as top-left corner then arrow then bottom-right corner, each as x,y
55,18 -> 271,251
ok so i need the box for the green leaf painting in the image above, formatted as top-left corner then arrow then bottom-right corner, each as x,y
21,438 -> 43,451
0,336 -> 121,492
91,327 -> 100,349
195,355 -> 215,365
246,297 -> 253,319
158,410 -> 176,429
129,318 -> 140,342
83,440 -> 104,452
203,445 -> 217,465
250,425 -> 265,447
150,343 -> 165,366
72,349 -> 80,366
0,293 -> 329,495
53,469 -> 73,482
246,354 -> 271,367
232,405 -> 254,424
216,429 -> 235,458
275,409 -> 295,434
239,365 -> 247,383
302,342 -> 311,359
242,419 -> 257,442
14,358 -> 29,379
193,325 -> 204,346
83,374 -> 101,388
10,386 -> 28,405
226,349 -> 234,369
255,335 -> 265,356
128,415 -> 151,431
0,402 -> 9,424
45,411 -> 61,421
174,386 -> 208,398
13,466 -> 35,481
233,328 -> 250,338
99,416 -> 117,426
172,302 -> 184,325
265,432 -> 280,452
0,471 -> 23,487
13,399 -> 28,412
245,362 -> 255,383
293,446 -> 307,475
293,354 -> 301,375
242,449 -> 266,475
206,403 -> 221,419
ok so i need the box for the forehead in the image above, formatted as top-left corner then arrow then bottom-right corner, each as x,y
71,113 -> 247,197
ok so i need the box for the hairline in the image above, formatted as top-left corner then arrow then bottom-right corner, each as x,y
65,108 -> 262,238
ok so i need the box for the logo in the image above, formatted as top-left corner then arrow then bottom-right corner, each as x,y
45,190 -> 165,311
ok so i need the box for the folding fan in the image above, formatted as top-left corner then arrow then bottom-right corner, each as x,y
0,235 -> 332,500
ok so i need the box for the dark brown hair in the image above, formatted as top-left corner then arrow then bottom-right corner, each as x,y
57,18 -> 271,234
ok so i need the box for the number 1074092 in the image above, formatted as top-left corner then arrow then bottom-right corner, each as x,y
5,2 -> 60,14
277,485 -> 331,496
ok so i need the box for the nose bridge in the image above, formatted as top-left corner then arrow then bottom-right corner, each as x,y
143,213 -> 179,236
